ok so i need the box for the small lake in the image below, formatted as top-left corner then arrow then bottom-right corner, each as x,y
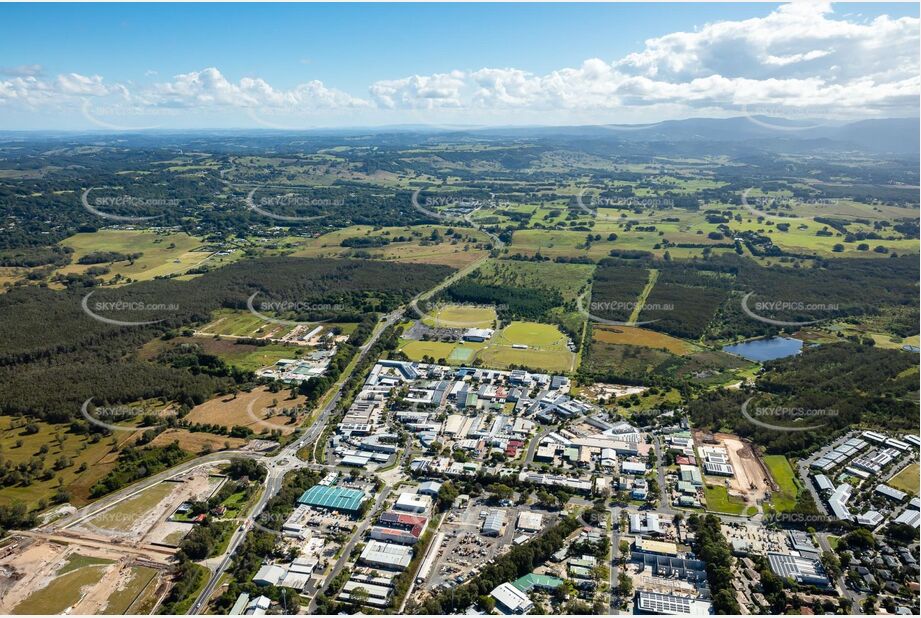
722,336 -> 804,362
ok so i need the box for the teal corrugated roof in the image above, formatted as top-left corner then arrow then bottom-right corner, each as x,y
298,485 -> 367,512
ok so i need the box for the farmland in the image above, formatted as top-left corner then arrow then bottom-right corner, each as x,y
56,229 -> 238,284
592,325 -> 695,355
288,224 -> 492,267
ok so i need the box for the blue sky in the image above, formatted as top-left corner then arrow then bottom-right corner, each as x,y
0,2 -> 918,129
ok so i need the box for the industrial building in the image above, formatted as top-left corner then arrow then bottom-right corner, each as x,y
370,511 -> 428,544
629,512 -> 662,535
297,485 -> 367,514
490,582 -> 534,614
634,591 -> 712,616
394,492 -> 433,513
767,552 -> 831,587
482,509 -> 507,536
360,540 -> 413,570
516,511 -> 543,532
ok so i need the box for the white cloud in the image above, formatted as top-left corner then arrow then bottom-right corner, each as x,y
0,3 -> 917,125
369,2 -> 920,119
0,64 -> 43,77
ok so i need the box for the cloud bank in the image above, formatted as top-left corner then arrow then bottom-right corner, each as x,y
2,3 -> 917,127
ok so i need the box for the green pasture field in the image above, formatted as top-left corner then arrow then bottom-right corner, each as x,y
702,483 -> 747,516
57,229 -> 239,283
287,224 -> 491,268
762,455 -> 799,513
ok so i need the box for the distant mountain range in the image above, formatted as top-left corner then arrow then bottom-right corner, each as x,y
1,116 -> 917,155
470,116 -> 920,155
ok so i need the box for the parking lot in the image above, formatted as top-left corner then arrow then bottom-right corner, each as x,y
424,496 -> 522,591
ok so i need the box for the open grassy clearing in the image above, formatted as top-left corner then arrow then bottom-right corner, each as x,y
421,303 -> 497,329
139,333 -> 338,372
593,325 -> 695,355
474,259 -> 594,302
730,217 -> 917,257
0,415 -> 143,508
889,463 -> 920,496
702,483 -> 747,516
198,309 -> 296,339
57,229 -> 239,283
288,224 -> 491,268
147,429 -> 249,453
184,386 -> 305,435
763,455 -> 799,513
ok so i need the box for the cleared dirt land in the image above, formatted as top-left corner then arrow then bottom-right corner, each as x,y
78,469 -> 223,543
0,540 -> 164,615
184,386 -> 306,435
698,432 -> 773,513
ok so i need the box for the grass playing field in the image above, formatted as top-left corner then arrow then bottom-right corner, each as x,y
421,303 -> 497,329
888,463 -> 920,496
478,321 -> 578,373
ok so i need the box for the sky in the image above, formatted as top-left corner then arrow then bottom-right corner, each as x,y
0,2 -> 918,130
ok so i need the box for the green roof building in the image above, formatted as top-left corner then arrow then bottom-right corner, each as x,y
298,485 -> 367,513
512,573 -> 564,593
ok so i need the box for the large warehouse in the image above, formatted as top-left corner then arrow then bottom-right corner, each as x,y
297,485 -> 368,514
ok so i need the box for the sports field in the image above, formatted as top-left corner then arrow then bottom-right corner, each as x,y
478,321 -> 577,373
889,463 -> 920,496
421,303 -> 497,329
